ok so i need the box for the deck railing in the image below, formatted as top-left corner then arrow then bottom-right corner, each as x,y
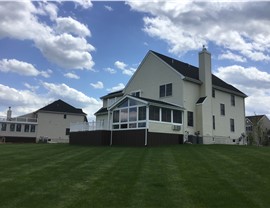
0,116 -> 37,123
70,121 -> 106,132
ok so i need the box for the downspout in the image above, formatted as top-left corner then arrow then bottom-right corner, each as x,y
108,110 -> 113,146
145,105 -> 149,146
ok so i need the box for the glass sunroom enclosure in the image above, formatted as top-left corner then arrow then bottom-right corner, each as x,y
108,95 -> 184,134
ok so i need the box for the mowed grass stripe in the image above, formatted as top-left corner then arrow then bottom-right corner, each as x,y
0,144 -> 270,208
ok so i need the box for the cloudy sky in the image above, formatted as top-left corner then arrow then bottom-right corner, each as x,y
0,0 -> 270,120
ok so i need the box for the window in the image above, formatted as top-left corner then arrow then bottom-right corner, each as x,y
231,95 -> 235,106
129,107 -> 137,121
138,106 -> 146,120
220,104 -> 225,116
173,110 -> 182,124
187,111 -> 194,127
213,115 -> 215,130
113,110 -> 119,123
149,106 -> 160,121
30,125 -> 35,133
162,108 -> 171,122
160,83 -> 172,98
66,128 -> 70,135
16,124 -> 21,132
24,124 -> 30,132
131,91 -> 141,97
230,119 -> 235,132
212,88 -> 215,98
10,124 -> 15,132
120,109 -> 128,122
64,114 -> 67,119
1,123 -> 7,131
112,98 -> 147,130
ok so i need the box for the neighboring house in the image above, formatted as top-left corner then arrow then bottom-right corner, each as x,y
246,115 -> 270,145
0,100 -> 87,143
70,47 -> 247,146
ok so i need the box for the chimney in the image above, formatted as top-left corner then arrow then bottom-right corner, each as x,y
7,107 -> 12,120
199,45 -> 212,97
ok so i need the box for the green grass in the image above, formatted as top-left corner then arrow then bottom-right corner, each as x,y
0,144 -> 270,208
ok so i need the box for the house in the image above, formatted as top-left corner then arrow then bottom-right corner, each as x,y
246,115 -> 270,145
70,47 -> 247,146
0,99 -> 87,143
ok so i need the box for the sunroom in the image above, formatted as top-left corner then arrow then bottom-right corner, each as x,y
106,95 -> 184,146
70,95 -> 185,146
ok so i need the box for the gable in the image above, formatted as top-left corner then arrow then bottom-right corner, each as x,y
151,51 -> 247,97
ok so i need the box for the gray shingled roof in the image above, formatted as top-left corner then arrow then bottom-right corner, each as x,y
151,50 -> 247,97
38,99 -> 86,115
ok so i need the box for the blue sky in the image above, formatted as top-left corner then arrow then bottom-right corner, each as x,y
0,0 -> 270,120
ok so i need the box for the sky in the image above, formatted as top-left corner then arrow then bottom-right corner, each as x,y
0,0 -> 270,121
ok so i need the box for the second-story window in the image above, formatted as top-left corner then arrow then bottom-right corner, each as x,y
220,104 -> 225,116
160,83 -> 172,98
231,95 -> 235,106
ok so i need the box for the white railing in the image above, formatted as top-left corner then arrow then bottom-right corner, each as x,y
70,121 -> 106,132
0,116 -> 37,123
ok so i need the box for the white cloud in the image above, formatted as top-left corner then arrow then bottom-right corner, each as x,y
104,5 -> 113,11
218,51 -> 246,62
90,81 -> 104,89
214,65 -> 270,117
104,67 -> 117,74
0,84 -> 50,116
24,83 -> 39,92
73,0 -> 93,9
0,1 -> 95,70
0,59 -> 52,77
114,61 -> 136,76
0,82 -> 102,120
107,83 -> 125,92
127,1 -> 270,62
64,72 -> 80,79
55,16 -> 91,37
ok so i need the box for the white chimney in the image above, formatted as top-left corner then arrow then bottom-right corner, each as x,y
199,45 -> 212,97
7,107 -> 12,120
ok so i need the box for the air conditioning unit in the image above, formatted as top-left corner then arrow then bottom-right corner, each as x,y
172,125 -> 181,131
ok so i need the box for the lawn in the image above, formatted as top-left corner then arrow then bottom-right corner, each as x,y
0,144 -> 269,208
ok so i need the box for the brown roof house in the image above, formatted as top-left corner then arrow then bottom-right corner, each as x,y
70,47 -> 247,146
0,100 -> 87,143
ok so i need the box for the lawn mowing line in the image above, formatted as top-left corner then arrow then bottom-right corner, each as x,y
204,146 -> 270,208
0,147 -> 114,208
0,145 -> 94,181
54,148 -> 136,208
126,147 -> 189,208
193,147 -> 260,208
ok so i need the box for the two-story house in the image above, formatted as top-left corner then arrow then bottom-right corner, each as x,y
0,99 -> 87,143
70,47 -> 247,146
246,115 -> 270,145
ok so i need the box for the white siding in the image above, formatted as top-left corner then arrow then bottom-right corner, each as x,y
37,112 -> 85,142
125,53 -> 184,107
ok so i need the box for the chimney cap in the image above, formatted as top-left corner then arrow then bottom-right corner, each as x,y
202,45 -> 207,51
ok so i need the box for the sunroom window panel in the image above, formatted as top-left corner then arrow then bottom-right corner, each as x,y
113,110 -> 119,123
129,107 -> 137,121
149,106 -> 160,121
162,108 -> 171,122
138,106 -> 146,120
120,109 -> 128,122
173,110 -> 182,124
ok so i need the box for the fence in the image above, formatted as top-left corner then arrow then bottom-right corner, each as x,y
70,121 -> 106,132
